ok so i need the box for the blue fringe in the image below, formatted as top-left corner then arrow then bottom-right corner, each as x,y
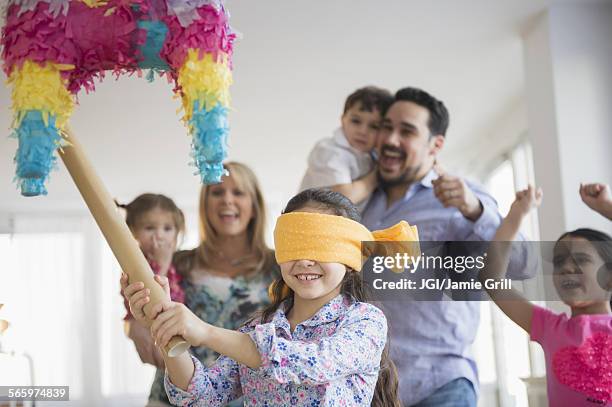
189,101 -> 229,184
13,110 -> 62,196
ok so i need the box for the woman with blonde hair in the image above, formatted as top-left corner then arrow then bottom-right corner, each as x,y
123,162 -> 278,407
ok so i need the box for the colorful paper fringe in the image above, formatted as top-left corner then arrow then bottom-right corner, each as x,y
8,60 -> 75,128
7,60 -> 74,195
176,50 -> 231,182
13,110 -> 64,196
137,19 -> 170,70
190,102 -> 228,183
1,0 -> 236,196
166,0 -> 222,28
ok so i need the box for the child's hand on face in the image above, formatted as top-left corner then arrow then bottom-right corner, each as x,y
509,185 -> 543,218
143,235 -> 176,270
580,183 -> 612,217
120,273 -> 171,323
149,301 -> 209,349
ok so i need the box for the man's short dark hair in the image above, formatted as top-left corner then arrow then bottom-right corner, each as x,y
343,86 -> 393,116
394,87 -> 449,137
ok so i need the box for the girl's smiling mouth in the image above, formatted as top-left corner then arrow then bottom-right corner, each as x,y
294,273 -> 323,282
560,279 -> 582,290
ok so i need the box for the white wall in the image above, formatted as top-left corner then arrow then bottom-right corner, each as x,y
524,2 -> 612,240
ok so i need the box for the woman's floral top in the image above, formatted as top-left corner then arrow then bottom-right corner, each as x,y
164,294 -> 388,406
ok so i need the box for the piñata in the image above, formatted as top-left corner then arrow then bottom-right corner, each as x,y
2,0 -> 236,196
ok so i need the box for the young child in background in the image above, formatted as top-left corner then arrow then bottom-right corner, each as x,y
482,186 -> 612,406
116,193 -> 185,369
299,86 -> 393,208
122,189 -> 419,407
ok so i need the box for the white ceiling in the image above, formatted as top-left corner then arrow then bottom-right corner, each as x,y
0,0 -> 601,217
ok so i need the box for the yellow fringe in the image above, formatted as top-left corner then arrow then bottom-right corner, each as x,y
177,50 -> 232,122
8,60 -> 75,129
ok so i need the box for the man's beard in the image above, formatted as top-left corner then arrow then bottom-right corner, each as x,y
377,163 -> 423,189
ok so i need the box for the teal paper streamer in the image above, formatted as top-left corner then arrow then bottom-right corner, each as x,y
14,110 -> 62,196
189,101 -> 229,184
137,19 -> 170,70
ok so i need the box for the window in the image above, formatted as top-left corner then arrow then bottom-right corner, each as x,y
0,216 -> 156,406
472,140 -> 545,407
1,232 -> 85,406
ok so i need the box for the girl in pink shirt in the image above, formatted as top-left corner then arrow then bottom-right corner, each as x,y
482,186 -> 611,407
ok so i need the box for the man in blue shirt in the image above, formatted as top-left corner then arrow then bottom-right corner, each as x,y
361,87 -> 532,406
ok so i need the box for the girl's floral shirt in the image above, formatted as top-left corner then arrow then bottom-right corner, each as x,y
165,294 -> 388,406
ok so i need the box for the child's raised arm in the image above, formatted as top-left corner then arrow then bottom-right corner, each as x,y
150,302 -> 262,369
480,185 -> 542,333
580,182 -> 612,220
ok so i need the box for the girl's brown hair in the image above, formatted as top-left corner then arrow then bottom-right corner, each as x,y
263,188 -> 401,407
194,161 -> 274,274
116,193 -> 185,240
